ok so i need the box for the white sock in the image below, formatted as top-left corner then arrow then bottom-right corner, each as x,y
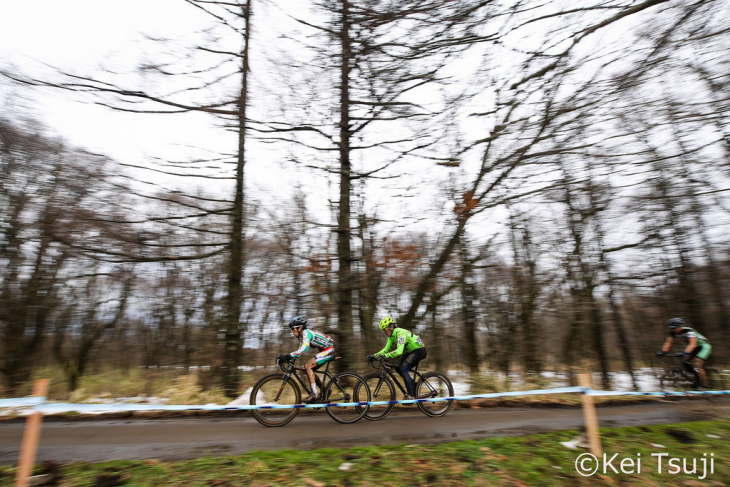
311,383 -> 318,396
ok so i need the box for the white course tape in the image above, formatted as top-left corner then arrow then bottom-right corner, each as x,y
4,386 -> 583,413
588,389 -> 730,397
0,397 -> 45,408
3,387 -> 729,413
447,386 -> 584,401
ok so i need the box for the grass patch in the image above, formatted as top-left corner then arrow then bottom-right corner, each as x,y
5,367 -> 255,405
2,420 -> 728,486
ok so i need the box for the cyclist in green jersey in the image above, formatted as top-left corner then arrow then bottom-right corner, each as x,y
369,316 -> 426,400
279,316 -> 335,402
657,317 -> 712,387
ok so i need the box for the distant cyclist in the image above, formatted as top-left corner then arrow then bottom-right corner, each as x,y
657,317 -> 712,388
369,316 -> 426,400
279,316 -> 335,403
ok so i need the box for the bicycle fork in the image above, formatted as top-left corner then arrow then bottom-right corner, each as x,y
275,373 -> 293,402
372,377 -> 386,399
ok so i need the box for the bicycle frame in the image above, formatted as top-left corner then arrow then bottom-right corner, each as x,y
662,353 -> 699,385
277,357 -> 338,400
360,357 -> 453,420
250,356 -> 370,426
369,359 -> 434,399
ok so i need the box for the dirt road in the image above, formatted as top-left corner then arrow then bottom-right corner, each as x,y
1,400 -> 727,464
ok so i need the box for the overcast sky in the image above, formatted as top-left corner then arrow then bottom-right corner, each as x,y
0,1 -> 282,198
0,1 -> 447,230
4,1 -> 730,282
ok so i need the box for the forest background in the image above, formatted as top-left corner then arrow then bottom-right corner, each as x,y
1,0 -> 729,399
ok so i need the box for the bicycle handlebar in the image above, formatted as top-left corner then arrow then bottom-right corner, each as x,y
366,355 -> 391,369
276,354 -> 298,373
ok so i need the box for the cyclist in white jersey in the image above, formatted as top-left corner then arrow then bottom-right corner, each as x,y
280,316 -> 336,402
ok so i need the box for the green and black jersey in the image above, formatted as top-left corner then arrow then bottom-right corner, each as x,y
377,328 -> 424,359
670,327 -> 710,347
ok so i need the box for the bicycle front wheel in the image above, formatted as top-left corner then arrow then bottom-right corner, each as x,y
706,368 -> 727,390
415,371 -> 454,417
324,372 -> 370,424
360,372 -> 396,421
659,372 -> 680,391
249,374 -> 301,427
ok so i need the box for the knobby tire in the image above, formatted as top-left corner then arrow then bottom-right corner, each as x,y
360,371 -> 396,421
416,371 -> 454,417
250,373 -> 301,427
324,372 -> 370,424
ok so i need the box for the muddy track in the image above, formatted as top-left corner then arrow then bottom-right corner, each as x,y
0,399 -> 727,464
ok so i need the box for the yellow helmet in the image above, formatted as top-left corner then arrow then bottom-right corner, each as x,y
379,316 -> 395,331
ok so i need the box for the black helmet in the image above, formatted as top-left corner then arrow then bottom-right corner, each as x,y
288,316 -> 307,329
668,317 -> 684,329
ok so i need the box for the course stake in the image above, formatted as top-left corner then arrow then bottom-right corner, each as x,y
578,373 -> 602,457
15,379 -> 48,487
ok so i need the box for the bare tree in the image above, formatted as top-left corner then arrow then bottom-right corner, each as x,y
0,115 -> 139,393
52,271 -> 132,392
2,0 -> 257,396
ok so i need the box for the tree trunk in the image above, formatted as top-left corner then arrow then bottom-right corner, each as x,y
401,217 -> 469,329
223,0 -> 251,397
459,236 -> 479,374
335,0 -> 355,371
357,215 -> 380,352
607,285 -> 638,390
586,289 -> 610,389
429,307 -> 443,373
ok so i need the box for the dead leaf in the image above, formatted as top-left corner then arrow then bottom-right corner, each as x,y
453,191 -> 479,217
303,478 -> 325,487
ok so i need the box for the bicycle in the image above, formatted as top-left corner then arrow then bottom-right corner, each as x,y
658,353 -> 726,400
360,355 -> 454,420
249,355 -> 370,427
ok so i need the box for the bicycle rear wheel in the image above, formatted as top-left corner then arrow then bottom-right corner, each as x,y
415,371 -> 454,417
705,368 -> 728,402
324,372 -> 371,424
249,374 -> 301,427
360,372 -> 396,421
